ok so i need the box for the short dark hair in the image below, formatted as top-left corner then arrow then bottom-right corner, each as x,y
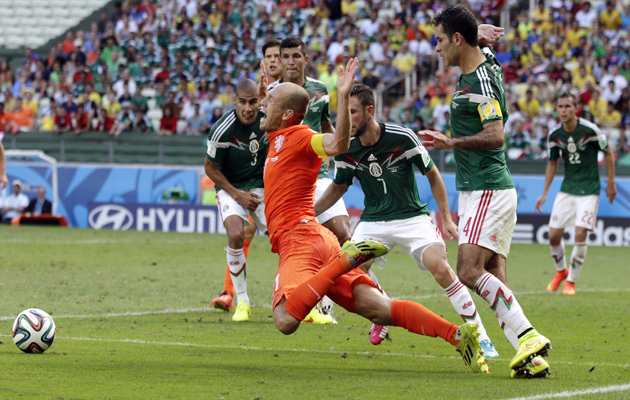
235,79 -> 258,97
280,36 -> 306,56
557,92 -> 577,106
350,83 -> 375,109
262,39 -> 282,56
432,5 -> 478,47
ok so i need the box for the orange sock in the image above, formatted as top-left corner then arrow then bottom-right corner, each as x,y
222,240 -> 250,298
243,239 -> 251,258
391,299 -> 459,346
285,254 -> 354,320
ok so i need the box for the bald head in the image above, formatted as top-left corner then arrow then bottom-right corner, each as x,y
235,79 -> 258,97
276,82 -> 309,121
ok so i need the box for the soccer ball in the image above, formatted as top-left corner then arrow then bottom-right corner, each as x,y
12,308 -> 56,353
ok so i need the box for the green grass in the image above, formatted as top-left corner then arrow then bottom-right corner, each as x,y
0,226 -> 629,399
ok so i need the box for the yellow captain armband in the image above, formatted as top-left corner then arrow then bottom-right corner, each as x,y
477,98 -> 503,122
310,134 -> 329,158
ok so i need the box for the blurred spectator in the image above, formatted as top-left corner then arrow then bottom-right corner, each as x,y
375,56 -> 400,84
132,109 -> 153,134
0,103 -> 11,135
616,124 -> 630,154
8,97 -> 35,133
600,101 -> 621,130
187,103 -> 205,136
588,89 -> 608,122
535,124 -> 550,160
506,120 -> 532,160
110,101 -> 135,137
1,180 -> 28,223
54,106 -> 73,133
392,42 -> 417,74
24,187 -> 52,216
600,65 -> 628,90
159,106 -> 178,135
575,1 -> 598,29
432,94 -> 450,132
602,80 -> 622,104
518,89 -> 542,119
62,92 -> 78,116
74,105 -> 91,135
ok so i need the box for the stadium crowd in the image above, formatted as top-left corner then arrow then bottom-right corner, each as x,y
0,0 -> 629,160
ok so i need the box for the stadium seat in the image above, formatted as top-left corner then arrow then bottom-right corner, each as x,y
176,120 -> 188,135
141,88 -> 157,98
147,109 -> 163,120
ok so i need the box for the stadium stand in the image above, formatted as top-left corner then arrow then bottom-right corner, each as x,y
0,0 -> 628,173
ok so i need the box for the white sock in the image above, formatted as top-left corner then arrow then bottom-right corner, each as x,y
568,242 -> 587,283
497,316 -> 520,350
445,278 -> 491,342
368,270 -> 388,297
550,241 -> 567,272
227,246 -> 249,305
474,273 -> 532,336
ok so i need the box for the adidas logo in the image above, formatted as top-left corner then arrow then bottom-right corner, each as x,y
367,154 -> 377,161
249,133 -> 257,139
489,234 -> 498,242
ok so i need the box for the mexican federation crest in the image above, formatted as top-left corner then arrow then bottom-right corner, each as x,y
249,139 -> 259,153
369,162 -> 383,177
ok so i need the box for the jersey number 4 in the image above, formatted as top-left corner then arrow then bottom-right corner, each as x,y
462,218 -> 471,236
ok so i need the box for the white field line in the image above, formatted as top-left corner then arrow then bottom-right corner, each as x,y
1,287 -> 629,322
501,383 -> 630,400
0,333 -> 628,370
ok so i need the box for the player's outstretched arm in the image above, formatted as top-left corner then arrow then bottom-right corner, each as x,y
604,146 -> 617,204
421,119 -> 504,151
535,160 -> 559,213
425,166 -> 458,240
322,57 -> 359,156
314,182 -> 349,217
204,158 -> 260,212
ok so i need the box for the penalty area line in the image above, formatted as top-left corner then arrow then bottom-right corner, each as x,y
501,382 -> 630,400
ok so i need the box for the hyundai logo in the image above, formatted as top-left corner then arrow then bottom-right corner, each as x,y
88,204 -> 134,230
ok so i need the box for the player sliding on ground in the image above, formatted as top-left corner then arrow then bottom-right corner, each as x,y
259,57 -> 489,373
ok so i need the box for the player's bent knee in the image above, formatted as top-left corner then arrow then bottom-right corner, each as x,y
273,304 -> 300,335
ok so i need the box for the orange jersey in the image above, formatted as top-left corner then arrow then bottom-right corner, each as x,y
264,124 -> 327,252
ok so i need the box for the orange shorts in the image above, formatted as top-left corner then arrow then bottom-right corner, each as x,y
272,222 -> 377,313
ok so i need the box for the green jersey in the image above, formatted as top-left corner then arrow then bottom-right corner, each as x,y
334,123 -> 434,222
205,110 -> 268,192
450,47 -> 514,191
548,117 -> 608,195
269,76 -> 332,178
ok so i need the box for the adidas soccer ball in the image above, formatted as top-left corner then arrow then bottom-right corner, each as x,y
12,308 -> 56,353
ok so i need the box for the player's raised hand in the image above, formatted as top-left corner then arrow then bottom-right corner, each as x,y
534,194 -> 546,213
236,190 -> 261,212
336,57 -> 359,98
258,60 -> 269,101
478,24 -> 505,45
419,129 -> 453,149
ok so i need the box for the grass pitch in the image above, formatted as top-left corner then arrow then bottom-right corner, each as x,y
0,226 -> 629,399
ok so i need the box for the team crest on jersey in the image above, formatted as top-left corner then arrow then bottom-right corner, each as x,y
274,135 -> 284,152
567,137 -> 577,153
249,139 -> 259,153
369,162 -> 383,177
479,100 -> 498,119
